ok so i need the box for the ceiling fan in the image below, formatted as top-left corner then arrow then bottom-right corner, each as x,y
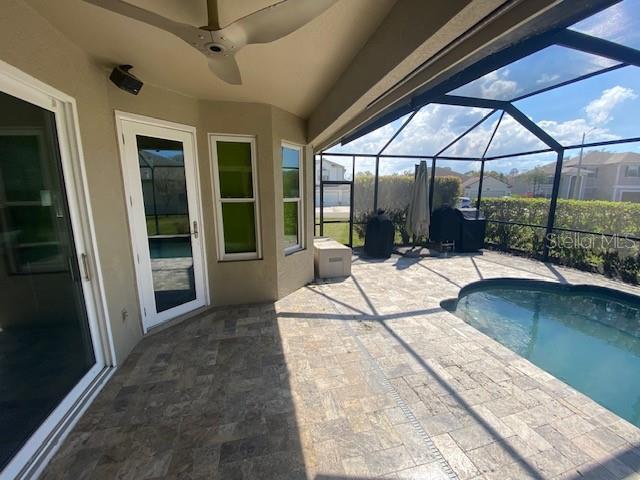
82,0 -> 337,85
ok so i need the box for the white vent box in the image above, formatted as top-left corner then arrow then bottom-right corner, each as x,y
313,237 -> 352,279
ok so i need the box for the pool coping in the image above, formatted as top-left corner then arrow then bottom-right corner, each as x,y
455,277 -> 640,306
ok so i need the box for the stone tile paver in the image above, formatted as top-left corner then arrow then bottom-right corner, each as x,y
40,251 -> 640,479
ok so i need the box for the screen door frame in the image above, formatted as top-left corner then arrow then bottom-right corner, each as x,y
116,112 -> 208,332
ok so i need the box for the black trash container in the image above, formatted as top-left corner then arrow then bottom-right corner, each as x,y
430,207 -> 460,243
456,208 -> 486,252
364,209 -> 395,258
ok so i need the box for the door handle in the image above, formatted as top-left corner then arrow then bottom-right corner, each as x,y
192,220 -> 198,239
81,253 -> 91,281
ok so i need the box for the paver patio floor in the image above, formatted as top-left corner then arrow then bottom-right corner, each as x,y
41,251 -> 640,479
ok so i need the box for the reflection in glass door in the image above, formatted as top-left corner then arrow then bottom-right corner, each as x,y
138,135 -> 196,312
120,117 -> 206,331
0,91 -> 97,471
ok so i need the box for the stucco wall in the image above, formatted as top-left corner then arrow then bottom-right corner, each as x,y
271,107 -> 315,298
0,0 -> 144,364
0,0 -> 313,365
198,100 -> 280,304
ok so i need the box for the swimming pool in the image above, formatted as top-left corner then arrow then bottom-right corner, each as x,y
444,279 -> 640,427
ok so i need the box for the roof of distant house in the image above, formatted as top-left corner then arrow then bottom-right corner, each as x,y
462,176 -> 510,188
320,158 -> 346,170
138,150 -> 184,168
540,151 -> 640,174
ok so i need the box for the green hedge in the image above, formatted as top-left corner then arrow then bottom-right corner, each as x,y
482,197 -> 640,284
349,181 -> 639,284
482,197 -> 640,237
353,173 -> 461,214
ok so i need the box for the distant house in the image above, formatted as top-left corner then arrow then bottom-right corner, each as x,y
529,151 -> 640,202
462,176 -> 511,199
316,158 -> 346,182
315,158 -> 349,206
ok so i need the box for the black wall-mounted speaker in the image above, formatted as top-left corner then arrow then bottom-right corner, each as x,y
109,65 -> 143,95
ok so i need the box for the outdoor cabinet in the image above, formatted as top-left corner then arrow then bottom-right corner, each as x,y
313,238 -> 352,278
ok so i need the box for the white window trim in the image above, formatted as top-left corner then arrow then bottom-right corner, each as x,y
0,59 -> 114,480
613,185 -> 640,201
209,134 -> 261,261
282,141 -> 304,254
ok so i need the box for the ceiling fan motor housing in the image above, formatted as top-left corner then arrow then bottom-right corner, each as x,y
206,42 -> 227,54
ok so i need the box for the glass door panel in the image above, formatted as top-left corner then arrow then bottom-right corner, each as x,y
0,91 -> 96,470
136,135 -> 196,313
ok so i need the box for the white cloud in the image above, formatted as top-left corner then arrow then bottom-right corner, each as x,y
328,122 -> 396,154
573,2 -> 630,43
454,69 -> 520,100
384,104 -> 489,157
536,73 -> 560,85
480,70 -> 519,99
537,118 -> 615,145
585,85 -> 637,124
330,84 -> 635,175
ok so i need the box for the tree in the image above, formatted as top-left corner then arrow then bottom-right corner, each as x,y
520,167 -> 548,197
484,170 -> 508,184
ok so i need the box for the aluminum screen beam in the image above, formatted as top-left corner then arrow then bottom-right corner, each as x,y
339,0 -> 617,147
555,29 -> 640,68
435,95 -> 563,151
378,110 -> 418,155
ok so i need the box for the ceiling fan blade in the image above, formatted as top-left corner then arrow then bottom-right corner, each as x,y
82,0 -> 202,44
233,0 -> 337,45
208,55 -> 242,85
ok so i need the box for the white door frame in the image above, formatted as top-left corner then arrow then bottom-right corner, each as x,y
0,61 -> 114,480
116,112 -> 209,332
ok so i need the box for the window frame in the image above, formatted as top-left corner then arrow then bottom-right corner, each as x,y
209,133 -> 261,261
625,165 -> 640,177
281,141 -> 304,254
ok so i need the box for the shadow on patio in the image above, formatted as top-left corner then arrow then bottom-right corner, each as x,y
315,274 -> 546,479
290,260 -> 640,480
40,304 -> 307,479
40,254 -> 640,479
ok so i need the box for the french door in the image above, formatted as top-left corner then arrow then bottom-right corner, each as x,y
0,62 -> 107,479
118,114 -> 207,331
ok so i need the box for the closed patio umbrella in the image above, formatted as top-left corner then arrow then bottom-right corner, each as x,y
405,160 -> 430,241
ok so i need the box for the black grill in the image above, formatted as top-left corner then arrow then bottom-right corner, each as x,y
430,207 -> 486,252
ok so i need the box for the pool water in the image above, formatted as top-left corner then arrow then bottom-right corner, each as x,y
447,280 -> 640,427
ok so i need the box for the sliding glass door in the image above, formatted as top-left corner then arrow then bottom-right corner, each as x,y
0,90 -> 99,472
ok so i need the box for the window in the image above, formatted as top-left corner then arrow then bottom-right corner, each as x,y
282,142 -> 303,253
210,135 -> 260,260
625,165 -> 640,177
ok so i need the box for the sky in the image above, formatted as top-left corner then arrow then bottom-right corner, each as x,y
325,0 -> 640,176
